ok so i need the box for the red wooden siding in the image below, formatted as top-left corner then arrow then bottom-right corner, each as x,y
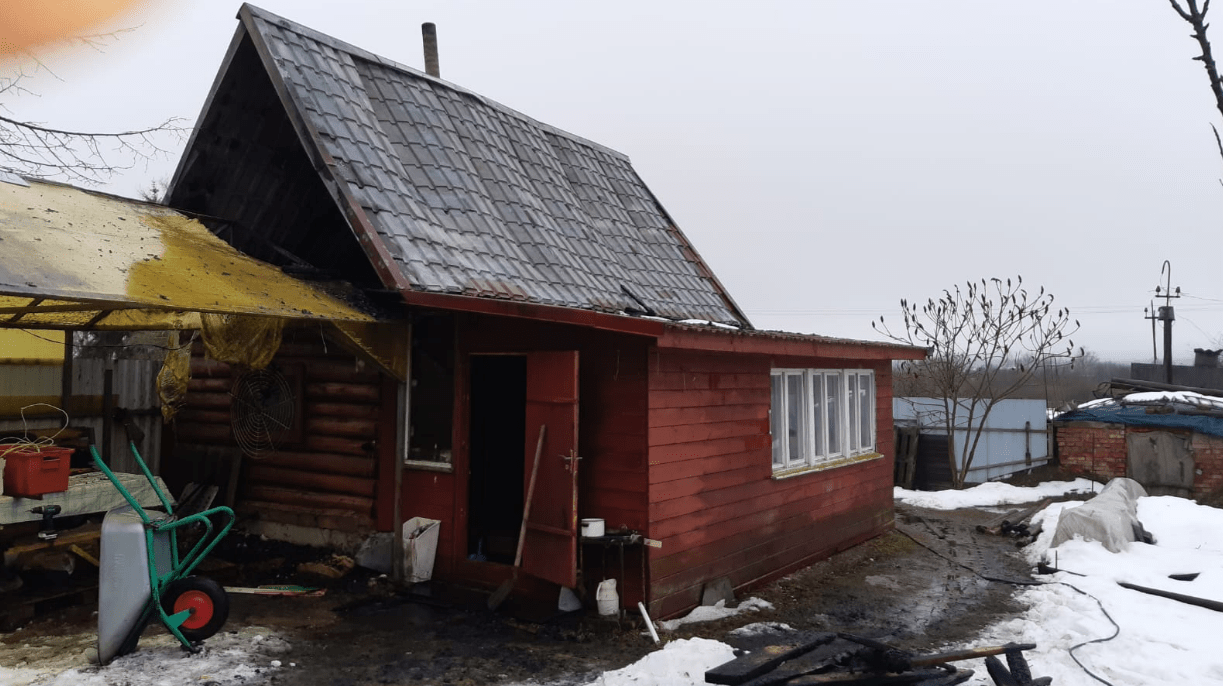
402,313 -> 650,600
176,333 -> 385,533
646,349 -> 895,619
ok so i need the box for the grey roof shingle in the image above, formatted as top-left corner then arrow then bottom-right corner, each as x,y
243,4 -> 745,325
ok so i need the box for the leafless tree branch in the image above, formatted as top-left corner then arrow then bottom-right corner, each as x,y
873,277 -> 1081,488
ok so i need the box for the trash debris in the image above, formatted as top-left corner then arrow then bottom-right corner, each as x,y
705,632 -> 1049,686
297,554 -> 354,579
224,585 -> 325,597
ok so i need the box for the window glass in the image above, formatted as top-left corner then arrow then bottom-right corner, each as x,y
770,374 -> 784,467
859,373 -> 873,450
826,373 -> 840,455
810,372 -> 824,459
847,373 -> 859,453
786,374 -> 805,467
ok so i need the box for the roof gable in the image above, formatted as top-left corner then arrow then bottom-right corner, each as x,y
227,4 -> 747,326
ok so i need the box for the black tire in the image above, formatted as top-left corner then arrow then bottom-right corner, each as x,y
161,576 -> 229,642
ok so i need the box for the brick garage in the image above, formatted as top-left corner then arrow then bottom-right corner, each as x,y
1055,421 -> 1223,501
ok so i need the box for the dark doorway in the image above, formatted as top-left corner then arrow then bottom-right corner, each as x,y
467,355 -> 526,564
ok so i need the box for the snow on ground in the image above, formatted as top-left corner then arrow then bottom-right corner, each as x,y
656,597 -> 774,632
0,626 -> 291,686
894,478 -> 1097,510
908,481 -> 1223,685
582,637 -> 735,686
728,622 -> 794,637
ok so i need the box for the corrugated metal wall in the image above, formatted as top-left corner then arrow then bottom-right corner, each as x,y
73,358 -> 163,474
894,397 -> 1049,483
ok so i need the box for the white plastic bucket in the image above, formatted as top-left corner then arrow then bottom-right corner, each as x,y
581,518 -> 604,538
402,517 -> 441,583
596,578 -> 618,616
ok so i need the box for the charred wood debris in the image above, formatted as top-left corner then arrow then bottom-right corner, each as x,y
706,632 -> 1050,686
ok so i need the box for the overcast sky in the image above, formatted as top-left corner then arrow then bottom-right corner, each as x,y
9,0 -> 1223,362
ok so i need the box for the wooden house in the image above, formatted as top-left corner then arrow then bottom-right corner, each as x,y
164,4 -> 925,618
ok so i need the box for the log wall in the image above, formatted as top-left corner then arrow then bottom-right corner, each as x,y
177,333 -> 386,533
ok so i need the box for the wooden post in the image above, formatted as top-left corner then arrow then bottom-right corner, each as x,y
392,319 -> 413,583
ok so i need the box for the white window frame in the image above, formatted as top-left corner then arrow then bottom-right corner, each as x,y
770,368 -> 876,475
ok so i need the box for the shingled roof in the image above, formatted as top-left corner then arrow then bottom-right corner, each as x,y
171,4 -> 747,328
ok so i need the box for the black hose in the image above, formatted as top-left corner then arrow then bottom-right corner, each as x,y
896,527 -> 1119,686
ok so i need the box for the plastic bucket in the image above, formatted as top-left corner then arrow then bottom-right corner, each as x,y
403,517 -> 440,583
596,578 -> 618,616
581,518 -> 604,538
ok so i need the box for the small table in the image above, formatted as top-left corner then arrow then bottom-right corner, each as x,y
1,471 -> 172,526
579,531 -> 646,610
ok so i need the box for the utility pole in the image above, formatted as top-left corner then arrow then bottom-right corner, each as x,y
1155,260 -> 1180,384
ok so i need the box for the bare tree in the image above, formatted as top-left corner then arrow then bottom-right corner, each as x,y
873,277 -> 1080,488
0,40 -> 183,185
1169,1 -> 1223,165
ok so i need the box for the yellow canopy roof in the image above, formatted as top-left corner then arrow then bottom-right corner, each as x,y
0,179 -> 375,330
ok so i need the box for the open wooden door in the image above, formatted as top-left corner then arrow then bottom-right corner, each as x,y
520,350 -> 579,588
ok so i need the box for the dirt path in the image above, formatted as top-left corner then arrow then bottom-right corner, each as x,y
0,504 -> 1037,686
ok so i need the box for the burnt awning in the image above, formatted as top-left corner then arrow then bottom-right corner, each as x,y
0,179 -> 376,330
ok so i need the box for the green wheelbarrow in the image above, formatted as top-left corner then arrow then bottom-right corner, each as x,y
91,442 -> 236,664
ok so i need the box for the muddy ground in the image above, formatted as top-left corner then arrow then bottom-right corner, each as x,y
0,499 -> 1047,686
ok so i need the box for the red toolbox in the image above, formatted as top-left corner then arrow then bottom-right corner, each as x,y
2,447 -> 73,498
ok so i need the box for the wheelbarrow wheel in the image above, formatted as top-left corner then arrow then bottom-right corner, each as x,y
161,576 -> 229,641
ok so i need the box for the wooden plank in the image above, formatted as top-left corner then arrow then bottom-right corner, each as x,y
647,372 -> 770,392
651,505 -> 890,588
649,435 -> 771,464
184,390 -> 232,410
704,632 -> 836,685
652,350 -> 769,375
187,377 -> 232,392
190,358 -> 231,376
175,423 -> 233,443
238,500 -> 375,532
305,417 -> 377,439
245,485 -> 374,514
649,419 -> 768,448
650,475 -> 892,553
303,382 -> 380,404
648,388 -> 769,409
247,463 -> 376,497
650,403 -> 769,429
304,401 -> 382,419
176,408 -> 231,425
649,449 -> 769,484
299,359 -> 381,384
257,451 -> 377,477
649,465 -> 762,504
649,517 -> 890,620
303,435 -> 373,456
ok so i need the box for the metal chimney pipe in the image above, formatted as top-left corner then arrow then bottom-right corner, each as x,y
422,23 -> 440,77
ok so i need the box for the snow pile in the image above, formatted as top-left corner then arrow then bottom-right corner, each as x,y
584,637 -> 735,686
0,628 -> 291,686
894,478 -> 1096,510
1077,390 -> 1223,412
657,597 -> 774,632
954,490 -> 1223,685
728,622 -> 794,637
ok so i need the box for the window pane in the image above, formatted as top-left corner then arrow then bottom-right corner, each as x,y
770,374 -> 784,467
810,373 -> 824,459
786,374 -> 805,465
847,374 -> 859,453
859,373 -> 873,450
826,374 -> 840,455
